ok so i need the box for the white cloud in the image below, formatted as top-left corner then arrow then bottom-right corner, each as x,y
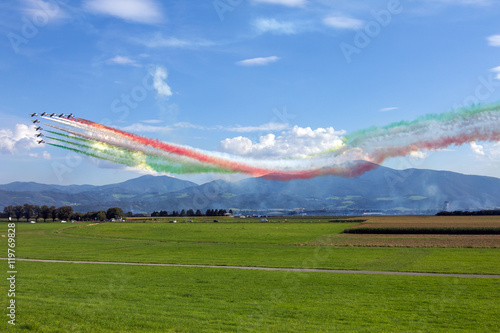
84,0 -> 163,24
224,122 -> 289,133
0,124 -> 39,154
470,141 -> 485,156
139,34 -> 214,48
487,35 -> 500,47
491,66 -> 500,80
220,125 -> 345,158
150,66 -> 173,97
42,151 -> 51,160
142,119 -> 163,124
380,107 -> 398,112
174,122 -> 206,130
409,151 -> 428,160
252,0 -> 307,7
323,15 -> 364,30
237,56 -> 280,66
108,55 -> 139,67
253,18 -> 296,35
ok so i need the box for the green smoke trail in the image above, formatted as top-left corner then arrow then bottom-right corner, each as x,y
343,102 -> 500,146
48,135 -> 235,175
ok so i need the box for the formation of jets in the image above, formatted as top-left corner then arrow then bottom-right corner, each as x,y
30,112 -> 74,118
30,112 -> 75,145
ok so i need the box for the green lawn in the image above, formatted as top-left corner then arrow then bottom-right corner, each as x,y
1,221 -> 499,332
3,222 -> 500,275
2,261 -> 499,332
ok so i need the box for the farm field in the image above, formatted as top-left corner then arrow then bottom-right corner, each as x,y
320,215 -> 500,248
1,261 -> 499,332
1,216 -> 499,332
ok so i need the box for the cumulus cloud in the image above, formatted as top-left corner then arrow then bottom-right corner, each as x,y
470,141 -> 485,156
237,56 -> 280,66
487,35 -> 500,47
409,151 -> 428,160
323,15 -> 364,30
252,0 -> 307,7
253,18 -> 297,35
84,0 -> 163,24
0,124 -> 39,154
220,125 -> 345,158
150,66 -> 173,97
108,55 -> 139,67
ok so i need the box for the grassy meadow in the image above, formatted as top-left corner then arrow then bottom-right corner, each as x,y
1,216 -> 499,332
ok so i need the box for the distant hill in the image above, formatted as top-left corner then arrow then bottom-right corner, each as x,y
1,163 -> 500,214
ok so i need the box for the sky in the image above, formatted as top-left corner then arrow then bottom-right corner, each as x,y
1,0 -> 500,185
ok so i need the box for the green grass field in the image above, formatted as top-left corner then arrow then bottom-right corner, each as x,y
1,219 -> 499,332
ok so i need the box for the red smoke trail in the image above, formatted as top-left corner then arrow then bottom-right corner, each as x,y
52,114 -> 500,181
70,118 -> 275,177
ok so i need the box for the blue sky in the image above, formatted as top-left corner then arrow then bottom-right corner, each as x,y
1,0 -> 500,185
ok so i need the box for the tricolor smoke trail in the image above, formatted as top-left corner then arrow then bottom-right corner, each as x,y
36,102 -> 500,180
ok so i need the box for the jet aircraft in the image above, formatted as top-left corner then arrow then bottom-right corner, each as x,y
30,113 -> 38,117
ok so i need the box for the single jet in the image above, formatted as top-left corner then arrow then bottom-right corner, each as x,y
40,112 -> 47,116
35,126 -> 43,131
66,113 -> 74,118
30,113 -> 38,117
32,119 -> 40,124
38,139 -> 45,144
35,133 -> 44,137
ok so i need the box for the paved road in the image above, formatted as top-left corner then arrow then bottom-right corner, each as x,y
2,258 -> 500,278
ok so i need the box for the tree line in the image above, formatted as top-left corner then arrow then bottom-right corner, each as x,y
435,210 -> 500,216
2,204 -> 130,222
151,209 -> 232,217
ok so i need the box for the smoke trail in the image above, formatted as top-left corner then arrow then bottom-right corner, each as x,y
38,102 -> 500,180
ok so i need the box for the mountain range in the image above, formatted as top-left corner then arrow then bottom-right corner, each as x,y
1,162 -> 500,214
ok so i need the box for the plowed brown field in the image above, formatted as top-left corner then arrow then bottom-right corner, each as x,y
310,216 -> 500,248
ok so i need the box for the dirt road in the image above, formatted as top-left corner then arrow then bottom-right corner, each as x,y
2,258 -> 499,278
